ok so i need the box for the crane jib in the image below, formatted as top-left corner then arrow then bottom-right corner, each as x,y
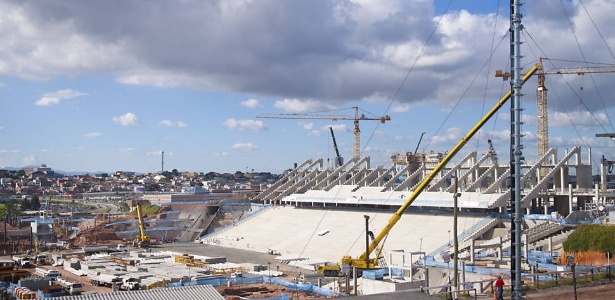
356,64 -> 540,264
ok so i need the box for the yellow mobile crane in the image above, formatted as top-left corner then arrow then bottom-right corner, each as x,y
133,203 -> 151,248
316,64 -> 540,276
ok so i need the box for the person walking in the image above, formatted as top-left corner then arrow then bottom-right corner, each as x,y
495,275 -> 505,300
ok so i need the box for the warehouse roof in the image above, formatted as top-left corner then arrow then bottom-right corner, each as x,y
53,285 -> 224,300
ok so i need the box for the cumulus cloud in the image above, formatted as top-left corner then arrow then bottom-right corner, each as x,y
274,99 -> 329,113
159,120 -> 188,127
22,154 -> 38,165
34,89 -> 87,106
223,119 -> 266,131
113,113 -> 141,126
391,103 -> 411,113
550,111 -> 610,128
83,132 -> 100,138
240,99 -> 260,108
0,1 -> 611,109
231,143 -> 258,151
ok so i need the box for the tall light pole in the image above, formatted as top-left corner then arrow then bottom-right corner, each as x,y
268,261 -> 271,285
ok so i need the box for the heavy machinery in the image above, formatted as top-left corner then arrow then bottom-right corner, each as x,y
258,106 -> 391,159
329,126 -> 344,167
133,203 -> 151,248
316,64 -> 540,276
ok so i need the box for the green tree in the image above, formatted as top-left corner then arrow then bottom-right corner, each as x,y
19,198 -> 32,210
31,196 -> 41,210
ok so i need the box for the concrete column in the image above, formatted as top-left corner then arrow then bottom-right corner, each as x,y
524,234 -> 529,259
498,236 -> 503,259
470,240 -> 475,265
548,237 -> 553,255
568,184 -> 573,213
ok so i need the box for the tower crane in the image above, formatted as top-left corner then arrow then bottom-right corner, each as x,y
496,58 -> 615,159
257,106 -> 391,159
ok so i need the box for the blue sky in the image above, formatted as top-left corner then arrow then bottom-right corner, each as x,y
1,0 -> 614,174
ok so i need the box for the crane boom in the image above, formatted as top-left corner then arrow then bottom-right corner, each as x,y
329,127 -> 344,167
257,106 -> 390,159
334,64 -> 540,271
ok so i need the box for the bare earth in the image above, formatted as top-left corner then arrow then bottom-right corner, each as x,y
522,281 -> 615,300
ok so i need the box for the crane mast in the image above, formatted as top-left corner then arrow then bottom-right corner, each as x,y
498,58 -> 615,159
257,106 -> 390,160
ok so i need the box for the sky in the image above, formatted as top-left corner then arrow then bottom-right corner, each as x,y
1,0 -> 614,174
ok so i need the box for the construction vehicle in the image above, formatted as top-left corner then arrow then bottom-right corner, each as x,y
119,276 -> 141,290
329,126 -> 344,167
13,255 -> 32,268
258,106 -> 391,159
133,202 -> 151,248
51,277 -> 84,295
316,64 -> 540,276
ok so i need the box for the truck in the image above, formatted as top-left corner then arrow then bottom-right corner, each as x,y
51,277 -> 84,295
35,267 -> 60,279
13,256 -> 32,268
89,272 -> 122,287
119,276 -> 141,290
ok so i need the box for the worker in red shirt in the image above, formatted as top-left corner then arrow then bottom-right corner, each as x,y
495,275 -> 505,300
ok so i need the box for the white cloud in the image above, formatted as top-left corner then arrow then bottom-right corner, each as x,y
118,148 -> 136,154
34,89 -> 87,106
159,120 -> 174,127
113,113 -> 141,126
301,122 -> 314,130
223,119 -> 267,131
231,143 -> 257,151
240,99 -> 260,108
83,132 -> 100,138
22,154 -> 38,165
550,111 -> 610,128
391,103 -> 411,113
145,150 -> 167,156
160,120 -> 189,127
274,99 -> 327,113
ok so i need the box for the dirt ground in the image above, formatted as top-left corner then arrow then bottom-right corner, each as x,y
215,283 -> 325,299
521,281 -> 615,300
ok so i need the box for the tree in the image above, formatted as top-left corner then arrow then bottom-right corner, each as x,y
31,196 -> 41,210
171,169 -> 179,176
20,198 -> 32,210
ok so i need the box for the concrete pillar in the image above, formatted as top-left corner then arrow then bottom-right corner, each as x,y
544,196 -> 549,215
548,237 -> 553,255
470,240 -> 475,265
524,234 -> 529,260
498,236 -> 503,259
568,184 -> 572,214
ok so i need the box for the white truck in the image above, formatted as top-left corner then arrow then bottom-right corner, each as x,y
51,277 -> 84,295
35,267 -> 60,279
119,276 -> 141,290
13,256 -> 32,268
89,272 -> 122,287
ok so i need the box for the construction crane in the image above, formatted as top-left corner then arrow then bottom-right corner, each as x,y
133,203 -> 150,248
257,106 -> 391,159
496,58 -> 615,159
315,64 -> 541,276
329,127 -> 344,167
